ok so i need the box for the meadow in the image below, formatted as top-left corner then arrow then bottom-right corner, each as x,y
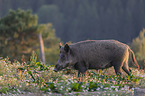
0,53 -> 145,95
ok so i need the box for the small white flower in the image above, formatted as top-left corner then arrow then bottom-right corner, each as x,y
82,89 -> 85,92
60,80 -> 64,82
85,90 -> 88,92
120,88 -> 124,90
74,80 -> 77,83
96,88 -> 100,90
140,75 -> 144,78
112,94 -> 115,96
87,87 -> 89,90
0,76 -> 3,80
68,93 -> 73,95
61,86 -> 63,88
17,89 -> 21,93
109,88 -> 112,90
124,85 -> 129,90
67,82 -> 71,85
111,86 -> 115,88
68,88 -> 71,90
116,86 -> 119,88
136,71 -> 140,76
104,87 -> 108,90
115,88 -> 118,91
48,88 -> 51,91
49,92 -> 52,94
107,93 -> 110,96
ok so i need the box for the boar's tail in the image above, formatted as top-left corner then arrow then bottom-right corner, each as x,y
128,47 -> 140,69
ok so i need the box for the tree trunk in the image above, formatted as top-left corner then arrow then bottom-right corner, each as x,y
38,33 -> 45,64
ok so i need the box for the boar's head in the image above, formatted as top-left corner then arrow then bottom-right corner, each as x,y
54,43 -> 76,72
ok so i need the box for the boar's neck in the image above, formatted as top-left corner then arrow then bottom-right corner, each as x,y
69,45 -> 77,56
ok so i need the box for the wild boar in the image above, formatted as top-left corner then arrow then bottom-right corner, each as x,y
54,40 -> 139,76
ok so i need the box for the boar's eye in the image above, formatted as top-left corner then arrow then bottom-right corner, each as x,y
60,54 -> 66,61
61,55 -> 65,58
56,64 -> 59,68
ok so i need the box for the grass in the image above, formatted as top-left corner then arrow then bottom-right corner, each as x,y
0,55 -> 145,95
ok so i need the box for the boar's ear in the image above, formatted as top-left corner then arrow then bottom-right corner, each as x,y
64,43 -> 69,53
59,43 -> 62,49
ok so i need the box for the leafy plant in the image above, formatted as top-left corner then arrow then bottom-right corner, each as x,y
131,28 -> 145,69
0,87 -> 9,94
0,55 -> 145,95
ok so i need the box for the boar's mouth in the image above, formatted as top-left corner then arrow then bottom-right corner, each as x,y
54,63 -> 69,72
54,68 -> 58,72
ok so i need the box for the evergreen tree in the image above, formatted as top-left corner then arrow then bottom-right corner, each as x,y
0,9 -> 60,64
0,9 -> 39,61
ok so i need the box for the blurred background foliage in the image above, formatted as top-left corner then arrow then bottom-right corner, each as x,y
0,9 -> 60,65
131,29 -> 145,69
0,0 -> 145,43
37,23 -> 60,65
0,9 -> 39,61
0,0 -> 145,68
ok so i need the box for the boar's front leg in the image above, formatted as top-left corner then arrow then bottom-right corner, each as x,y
74,62 -> 88,77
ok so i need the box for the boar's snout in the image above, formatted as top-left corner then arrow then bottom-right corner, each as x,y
53,68 -> 58,72
54,63 -> 69,72
53,64 -> 61,72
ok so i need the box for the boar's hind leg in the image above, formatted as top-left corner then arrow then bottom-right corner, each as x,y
122,61 -> 131,76
112,62 -> 123,75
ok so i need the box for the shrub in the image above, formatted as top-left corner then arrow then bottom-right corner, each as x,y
131,29 -> 145,69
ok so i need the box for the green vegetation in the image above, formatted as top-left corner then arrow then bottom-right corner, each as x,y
0,53 -> 145,95
131,29 -> 145,69
40,23 -> 60,65
0,9 -> 39,61
0,9 -> 60,64
0,1 -> 145,95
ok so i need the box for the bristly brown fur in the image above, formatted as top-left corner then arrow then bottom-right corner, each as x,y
54,40 -> 139,76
